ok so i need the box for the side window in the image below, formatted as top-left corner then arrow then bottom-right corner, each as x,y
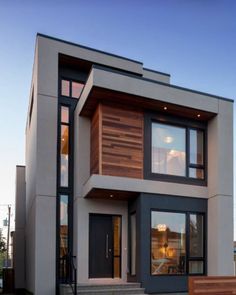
61,79 -> 84,99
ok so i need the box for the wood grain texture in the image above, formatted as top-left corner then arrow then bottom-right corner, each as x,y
189,276 -> 236,295
90,105 -> 100,174
101,104 -> 144,179
90,103 -> 144,179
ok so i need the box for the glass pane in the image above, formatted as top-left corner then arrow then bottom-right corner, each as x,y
190,129 -> 204,165
130,213 -> 136,275
60,125 -> 69,187
189,261 -> 204,274
113,216 -> 121,278
61,80 -> 70,97
59,195 -> 68,280
189,168 -> 204,179
72,81 -> 84,98
190,214 -> 204,257
61,106 -> 69,123
151,211 -> 186,275
152,123 -> 186,176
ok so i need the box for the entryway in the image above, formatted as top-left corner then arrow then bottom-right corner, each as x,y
89,214 -> 121,278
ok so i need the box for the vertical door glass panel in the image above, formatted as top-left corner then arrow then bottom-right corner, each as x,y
190,129 -> 204,165
151,211 -> 186,275
72,81 -> 84,98
130,213 -> 136,275
113,216 -> 121,278
152,123 -> 186,176
59,195 -> 68,280
60,125 -> 69,187
189,168 -> 204,179
189,261 -> 204,274
61,106 -> 69,123
190,214 -> 204,257
61,80 -> 70,97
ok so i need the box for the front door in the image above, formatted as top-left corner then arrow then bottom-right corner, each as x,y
89,214 -> 121,278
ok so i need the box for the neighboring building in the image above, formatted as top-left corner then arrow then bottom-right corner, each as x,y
14,34 -> 234,295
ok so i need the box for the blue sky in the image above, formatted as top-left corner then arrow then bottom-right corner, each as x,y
0,0 -> 235,233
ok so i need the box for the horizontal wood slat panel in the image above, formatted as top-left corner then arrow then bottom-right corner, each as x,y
189,276 -> 236,295
90,105 -> 100,174
90,103 -> 144,179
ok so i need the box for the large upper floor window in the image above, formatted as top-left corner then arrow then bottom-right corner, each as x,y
145,113 -> 206,185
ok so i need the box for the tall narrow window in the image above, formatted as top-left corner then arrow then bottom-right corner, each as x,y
59,194 -> 68,280
189,129 -> 204,179
189,214 -> 204,274
60,106 -> 69,187
130,213 -> 136,275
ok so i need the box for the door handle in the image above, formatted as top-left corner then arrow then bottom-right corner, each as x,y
106,234 -> 109,259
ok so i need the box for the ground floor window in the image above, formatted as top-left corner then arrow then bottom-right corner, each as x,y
151,210 -> 205,275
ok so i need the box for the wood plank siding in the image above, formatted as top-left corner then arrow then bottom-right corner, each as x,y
90,103 -> 144,179
90,105 -> 101,174
189,276 -> 236,295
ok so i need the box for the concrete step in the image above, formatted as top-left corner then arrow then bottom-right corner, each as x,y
60,283 -> 145,295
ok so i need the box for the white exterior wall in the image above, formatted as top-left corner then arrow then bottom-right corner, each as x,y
207,99 -> 234,275
25,36 -> 58,295
14,166 -> 26,289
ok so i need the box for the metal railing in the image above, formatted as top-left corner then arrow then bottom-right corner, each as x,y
59,253 -> 77,295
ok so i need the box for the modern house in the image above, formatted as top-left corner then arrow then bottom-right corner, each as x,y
14,33 -> 234,295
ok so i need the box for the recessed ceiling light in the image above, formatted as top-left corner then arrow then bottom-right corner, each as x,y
164,106 -> 168,110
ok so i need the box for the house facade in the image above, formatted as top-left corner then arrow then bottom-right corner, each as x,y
14,34 -> 234,295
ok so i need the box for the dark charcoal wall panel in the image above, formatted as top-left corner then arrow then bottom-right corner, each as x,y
137,194 -> 207,294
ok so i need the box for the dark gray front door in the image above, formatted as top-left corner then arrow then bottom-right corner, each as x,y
89,214 -> 113,278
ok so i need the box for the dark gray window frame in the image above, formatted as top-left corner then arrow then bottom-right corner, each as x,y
144,112 -> 207,186
150,209 -> 206,277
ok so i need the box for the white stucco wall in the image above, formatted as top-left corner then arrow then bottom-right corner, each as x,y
14,166 -> 26,289
207,99 -> 234,275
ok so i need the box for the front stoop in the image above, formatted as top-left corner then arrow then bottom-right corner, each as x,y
60,283 -> 145,295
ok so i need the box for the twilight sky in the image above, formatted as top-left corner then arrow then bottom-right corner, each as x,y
0,0 -> 236,235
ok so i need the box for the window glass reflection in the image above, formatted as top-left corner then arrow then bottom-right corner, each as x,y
151,211 -> 186,275
189,168 -> 204,179
189,261 -> 204,274
60,125 -> 69,187
61,106 -> 69,123
61,80 -> 70,97
152,123 -> 186,176
130,213 -> 136,275
59,195 -> 68,280
190,129 -> 204,165
72,82 -> 84,98
190,214 -> 203,257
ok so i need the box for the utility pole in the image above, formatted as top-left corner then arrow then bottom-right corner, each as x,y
6,205 -> 11,268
